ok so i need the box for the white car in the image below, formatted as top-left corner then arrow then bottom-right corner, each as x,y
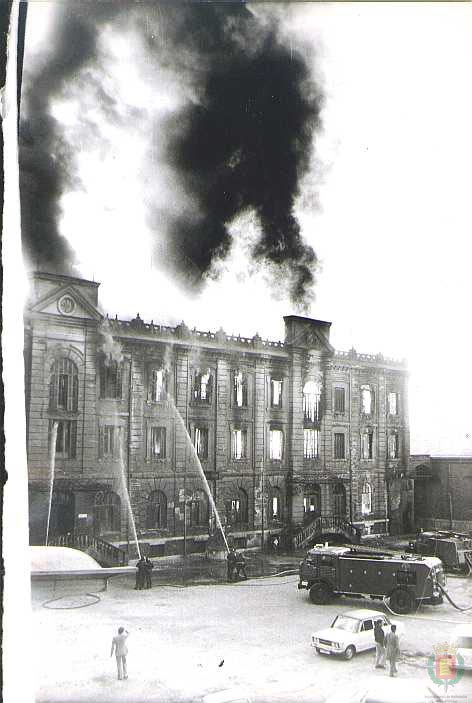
450,624 -> 472,670
311,608 -> 403,660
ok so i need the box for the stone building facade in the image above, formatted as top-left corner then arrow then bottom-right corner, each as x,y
26,272 -> 410,555
410,455 -> 472,532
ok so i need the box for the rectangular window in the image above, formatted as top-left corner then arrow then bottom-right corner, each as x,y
270,379 -> 283,408
361,431 -> 374,459
304,428 -> 320,459
233,371 -> 248,407
194,427 -> 209,459
361,386 -> 374,415
334,387 -> 346,413
303,390 -> 321,422
51,420 -> 77,459
232,428 -> 247,460
389,433 -> 400,459
150,368 -> 167,402
150,426 -> 166,459
269,429 -> 283,460
334,432 -> 345,459
194,370 -> 212,403
100,361 -> 122,399
103,425 -> 114,456
388,392 -> 399,415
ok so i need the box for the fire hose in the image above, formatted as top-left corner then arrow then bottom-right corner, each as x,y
438,583 -> 472,612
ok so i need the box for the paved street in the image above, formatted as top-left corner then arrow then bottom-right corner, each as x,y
33,569 -> 472,703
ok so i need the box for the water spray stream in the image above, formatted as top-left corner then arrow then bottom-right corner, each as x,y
118,438 -> 141,560
45,421 -> 58,547
165,392 -> 229,553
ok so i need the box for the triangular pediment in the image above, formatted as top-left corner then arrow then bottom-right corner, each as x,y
29,283 -> 103,322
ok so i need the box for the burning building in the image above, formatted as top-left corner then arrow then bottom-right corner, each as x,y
25,271 -> 410,560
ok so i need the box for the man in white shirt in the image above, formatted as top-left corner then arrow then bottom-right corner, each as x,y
110,627 -> 129,680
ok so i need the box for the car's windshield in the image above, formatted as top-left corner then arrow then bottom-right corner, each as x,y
454,636 -> 472,649
331,616 -> 359,633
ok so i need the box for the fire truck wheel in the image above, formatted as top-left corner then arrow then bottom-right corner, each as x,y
389,588 -> 414,614
343,645 -> 356,660
309,583 -> 332,604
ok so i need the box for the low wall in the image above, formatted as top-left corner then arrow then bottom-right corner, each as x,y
417,517 -> 472,533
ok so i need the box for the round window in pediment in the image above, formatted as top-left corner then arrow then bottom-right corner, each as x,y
58,295 -> 76,315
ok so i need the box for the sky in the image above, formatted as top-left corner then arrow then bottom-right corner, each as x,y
19,1 -> 472,456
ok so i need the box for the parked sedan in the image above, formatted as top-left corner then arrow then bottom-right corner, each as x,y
450,624 -> 472,670
311,608 -> 403,660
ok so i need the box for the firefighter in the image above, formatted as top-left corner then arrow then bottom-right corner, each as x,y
227,547 -> 238,581
234,551 -> 248,580
144,556 -> 154,589
134,555 -> 146,590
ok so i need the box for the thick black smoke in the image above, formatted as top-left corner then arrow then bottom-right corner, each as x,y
20,3 -> 322,306
159,5 -> 321,305
19,3 -> 121,270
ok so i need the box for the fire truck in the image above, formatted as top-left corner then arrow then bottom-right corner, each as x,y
407,530 -> 472,574
298,545 -> 445,614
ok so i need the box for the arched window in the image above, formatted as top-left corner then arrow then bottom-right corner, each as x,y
93,491 -> 121,534
188,489 -> 209,527
270,487 -> 283,522
333,482 -> 346,517
303,381 -> 321,422
225,488 -> 248,526
361,481 -> 372,516
49,358 -> 78,411
146,490 -> 168,529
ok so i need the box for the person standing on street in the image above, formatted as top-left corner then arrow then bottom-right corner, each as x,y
385,624 -> 400,677
144,556 -> 153,589
374,620 -> 386,669
135,555 -> 146,590
234,551 -> 248,580
110,627 -> 129,680
227,547 -> 237,581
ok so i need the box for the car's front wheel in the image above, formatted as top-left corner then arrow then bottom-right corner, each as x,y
344,645 -> 356,660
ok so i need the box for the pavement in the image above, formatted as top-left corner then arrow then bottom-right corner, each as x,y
31,553 -> 472,703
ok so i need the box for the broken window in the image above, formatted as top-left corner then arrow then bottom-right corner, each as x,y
50,419 -> 77,459
99,359 -> 122,399
361,430 -> 374,459
334,387 -> 346,413
188,490 -> 208,527
270,378 -> 283,408
232,428 -> 247,460
226,489 -> 248,525
304,486 -> 321,516
194,427 -> 209,459
389,432 -> 400,459
304,428 -> 320,459
334,432 -> 346,459
361,385 -> 374,415
150,426 -> 166,459
388,392 -> 399,415
270,488 -> 283,521
49,358 -> 79,411
194,370 -> 213,403
149,368 -> 167,402
303,381 -> 321,422
361,481 -> 372,515
233,370 -> 248,407
269,428 -> 283,460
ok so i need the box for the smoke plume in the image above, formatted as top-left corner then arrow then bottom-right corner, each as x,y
20,3 -> 322,306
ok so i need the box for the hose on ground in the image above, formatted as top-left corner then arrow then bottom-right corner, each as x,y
438,584 -> 472,612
